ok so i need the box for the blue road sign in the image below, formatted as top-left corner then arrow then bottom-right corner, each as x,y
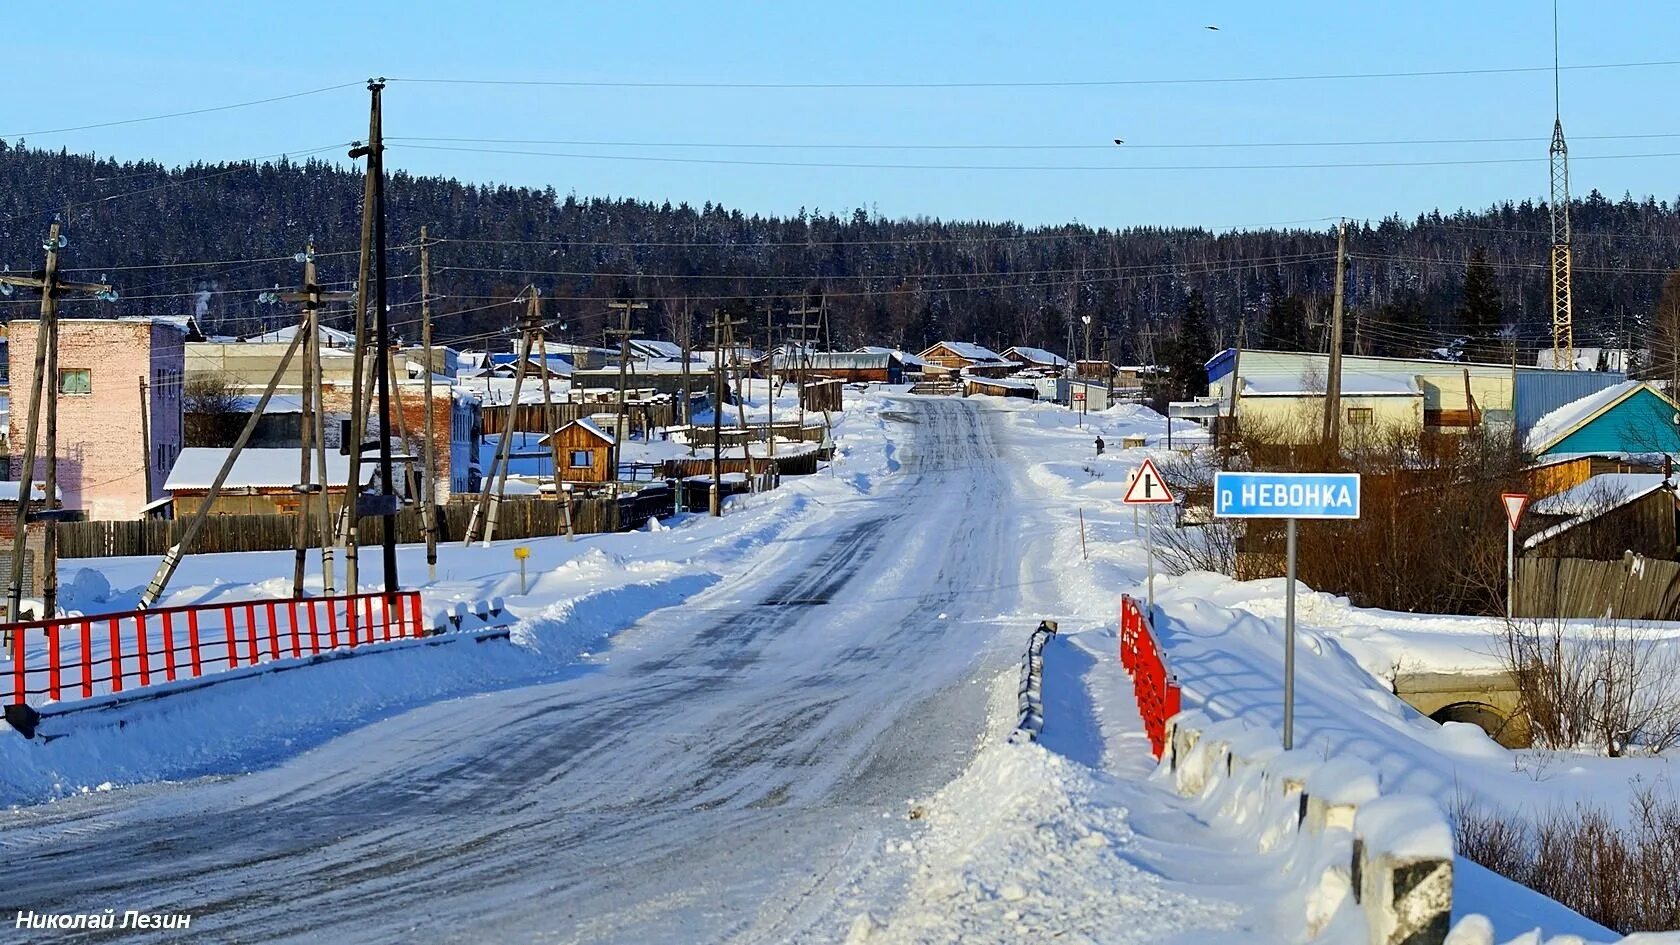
1213,471 -> 1361,520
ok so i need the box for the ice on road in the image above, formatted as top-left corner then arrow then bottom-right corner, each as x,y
0,396 -> 1045,944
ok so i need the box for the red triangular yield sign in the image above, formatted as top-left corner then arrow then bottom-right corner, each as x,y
1500,492 -> 1529,531
1123,457 -> 1176,504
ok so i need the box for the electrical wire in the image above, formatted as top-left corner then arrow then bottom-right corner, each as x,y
0,81 -> 365,139
393,142 -> 1680,172
385,58 -> 1680,90
388,131 -> 1680,152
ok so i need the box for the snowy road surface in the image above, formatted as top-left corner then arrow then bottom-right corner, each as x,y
0,396 -> 1041,943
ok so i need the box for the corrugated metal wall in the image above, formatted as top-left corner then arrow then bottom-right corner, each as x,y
1513,369 -> 1628,437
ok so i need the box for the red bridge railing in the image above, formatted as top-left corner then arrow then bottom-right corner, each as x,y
5,591 -> 424,709
1119,594 -> 1182,758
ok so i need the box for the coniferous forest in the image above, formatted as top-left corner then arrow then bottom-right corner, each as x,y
2,140 -> 1677,371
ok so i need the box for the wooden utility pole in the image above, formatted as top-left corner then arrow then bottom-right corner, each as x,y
0,222 -> 113,625
1322,219 -> 1348,450
279,240 -> 354,596
708,309 -> 747,516
532,290 -> 566,511
463,292 -> 539,545
763,299 -> 778,458
341,79 -> 385,594
138,377 -> 153,504
141,333 -> 306,608
418,227 -> 439,581
788,300 -> 820,434
606,298 -> 648,446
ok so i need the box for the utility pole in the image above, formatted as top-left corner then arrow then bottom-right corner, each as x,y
279,240 -> 354,596
418,227 -> 439,581
141,333 -> 306,608
367,80 -> 399,594
341,78 -> 385,594
764,299 -> 778,458
138,377 -> 153,505
463,291 -> 540,545
532,289 -> 566,511
1322,219 -> 1347,450
606,298 -> 648,445
788,300 -> 820,436
0,222 -> 113,625
709,309 -> 747,516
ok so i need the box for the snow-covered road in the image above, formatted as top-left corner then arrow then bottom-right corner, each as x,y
0,396 -> 1042,943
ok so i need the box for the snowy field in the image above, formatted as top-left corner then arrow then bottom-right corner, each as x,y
0,389 -> 1636,943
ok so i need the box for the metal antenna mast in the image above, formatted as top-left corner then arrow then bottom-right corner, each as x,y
1549,0 -> 1574,370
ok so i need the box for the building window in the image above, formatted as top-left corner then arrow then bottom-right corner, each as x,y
58,368 -> 92,395
569,450 -> 592,469
1346,407 -> 1374,426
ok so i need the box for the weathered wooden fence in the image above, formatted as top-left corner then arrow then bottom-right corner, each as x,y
1515,554 -> 1680,620
56,490 -> 677,559
481,401 -> 678,436
681,421 -> 826,446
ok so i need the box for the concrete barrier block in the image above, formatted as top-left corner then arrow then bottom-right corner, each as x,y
1353,795 -> 1454,945
1304,757 -> 1381,835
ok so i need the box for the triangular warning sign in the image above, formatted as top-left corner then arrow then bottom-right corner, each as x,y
1123,457 -> 1176,505
1500,493 -> 1529,531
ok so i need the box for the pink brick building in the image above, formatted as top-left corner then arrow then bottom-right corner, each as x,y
8,318 -> 187,520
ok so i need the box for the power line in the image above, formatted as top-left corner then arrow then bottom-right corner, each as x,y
388,130 -> 1680,152
394,142 -> 1680,172
386,58 -> 1680,90
0,81 -> 364,139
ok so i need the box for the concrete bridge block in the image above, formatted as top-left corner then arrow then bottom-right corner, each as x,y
1353,795 -> 1454,945
1304,757 -> 1381,835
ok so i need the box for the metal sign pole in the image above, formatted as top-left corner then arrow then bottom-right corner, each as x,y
1146,512 -> 1156,611
1284,517 -> 1297,751
1506,521 -> 1515,620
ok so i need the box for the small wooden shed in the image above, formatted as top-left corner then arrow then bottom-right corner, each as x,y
540,419 -> 619,484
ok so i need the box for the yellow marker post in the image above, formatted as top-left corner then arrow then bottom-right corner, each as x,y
513,545 -> 531,594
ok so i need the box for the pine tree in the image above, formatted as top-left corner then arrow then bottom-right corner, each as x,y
1262,290 -> 1310,351
1456,247 -> 1503,362
1163,289 -> 1213,402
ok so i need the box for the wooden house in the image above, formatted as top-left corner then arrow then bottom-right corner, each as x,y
539,419 -> 619,484
1522,473 -> 1678,560
918,342 -> 1015,378
964,377 -> 1039,399
1002,346 -> 1070,372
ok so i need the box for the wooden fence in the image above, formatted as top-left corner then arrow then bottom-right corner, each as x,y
56,491 -> 677,559
681,421 -> 827,446
481,401 -> 678,436
1515,554 -> 1680,620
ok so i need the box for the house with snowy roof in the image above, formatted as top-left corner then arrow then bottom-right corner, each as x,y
1523,380 -> 1680,461
1522,471 -> 1677,560
538,419 -> 618,484
918,342 -> 1015,378
1002,346 -> 1070,372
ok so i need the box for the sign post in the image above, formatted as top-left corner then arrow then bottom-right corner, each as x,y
513,545 -> 531,594
1500,493 -> 1529,620
1213,470 -> 1362,750
1122,457 -> 1176,610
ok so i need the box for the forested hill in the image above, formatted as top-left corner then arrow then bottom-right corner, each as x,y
2,139 -> 1677,363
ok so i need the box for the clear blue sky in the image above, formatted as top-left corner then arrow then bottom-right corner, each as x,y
6,1 -> 1679,230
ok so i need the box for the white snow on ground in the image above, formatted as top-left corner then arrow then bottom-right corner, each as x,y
0,389 -> 1641,943
0,392 -> 898,805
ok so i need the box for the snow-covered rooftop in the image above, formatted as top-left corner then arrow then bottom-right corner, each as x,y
1004,346 -> 1070,367
164,448 -> 378,491
629,339 -> 685,360
1241,371 -> 1421,397
0,481 -> 56,503
858,345 -> 925,368
1532,473 -> 1671,517
539,418 -> 617,447
244,324 -> 358,347
926,341 -> 1004,362
1523,380 -> 1642,452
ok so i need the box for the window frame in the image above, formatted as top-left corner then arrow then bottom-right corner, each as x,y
58,367 -> 92,396
568,449 -> 593,469
1346,406 -> 1375,427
